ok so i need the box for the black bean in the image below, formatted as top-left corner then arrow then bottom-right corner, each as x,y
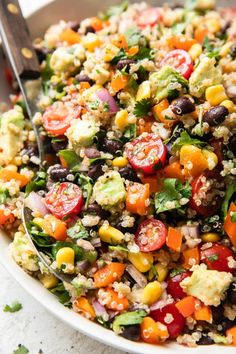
171,97 -> 195,115
120,324 -> 140,341
70,22 -> 80,32
220,21 -> 231,36
49,165 -> 70,182
103,138 -> 123,155
203,106 -> 229,126
82,203 -> 110,219
116,59 -> 136,71
85,26 -> 95,34
34,46 -> 52,63
51,139 -> 68,153
212,305 -> 224,324
227,282 -> 236,304
84,148 -> 101,159
75,74 -> 95,85
87,163 -> 104,181
119,166 -> 141,182
197,333 -> 214,345
231,42 -> 236,58
21,144 -> 38,159
228,135 -> 236,157
116,220 -> 138,235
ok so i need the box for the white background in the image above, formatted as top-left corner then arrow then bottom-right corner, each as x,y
0,1 -> 123,353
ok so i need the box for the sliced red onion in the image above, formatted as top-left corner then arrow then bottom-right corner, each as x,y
77,260 -> 90,273
126,264 -> 147,288
107,310 -> 119,320
25,192 -> 49,216
92,299 -> 108,318
91,237 -> 102,248
77,239 -> 95,251
96,88 -> 119,113
180,224 -> 199,239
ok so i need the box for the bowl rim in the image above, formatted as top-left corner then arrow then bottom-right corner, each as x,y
0,1 -> 235,353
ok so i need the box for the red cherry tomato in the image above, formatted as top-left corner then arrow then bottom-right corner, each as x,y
125,133 -> 166,175
44,182 -> 83,219
161,49 -> 193,79
167,270 -> 192,299
189,170 -> 224,217
200,243 -> 236,273
136,7 -> 162,27
135,218 -> 167,252
42,101 -> 81,136
150,303 -> 185,338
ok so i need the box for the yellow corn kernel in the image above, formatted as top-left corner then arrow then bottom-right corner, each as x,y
136,81 -> 151,102
201,232 -> 221,243
205,18 -> 221,34
112,157 -> 128,168
128,252 -> 153,273
56,247 -> 75,268
148,263 -> 168,282
202,149 -> 218,170
220,41 -> 233,57
82,33 -> 101,52
104,43 -> 120,62
98,224 -> 124,244
141,281 -> 163,305
205,85 -> 228,106
221,100 -> 235,113
39,274 -> 58,289
189,43 -> 203,61
115,109 -> 129,131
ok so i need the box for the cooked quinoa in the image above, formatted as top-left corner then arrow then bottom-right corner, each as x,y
1,0 -> 236,347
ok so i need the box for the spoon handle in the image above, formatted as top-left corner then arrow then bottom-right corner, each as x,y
0,0 -> 40,79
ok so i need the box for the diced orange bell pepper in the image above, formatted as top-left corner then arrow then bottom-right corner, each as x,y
194,26 -> 209,43
60,28 -> 81,44
0,169 -> 29,187
111,75 -> 129,93
141,175 -> 163,194
152,99 -> 176,128
141,317 -> 169,344
180,145 -> 208,177
194,303 -> 212,323
175,296 -> 196,318
94,263 -> 126,288
103,288 -> 129,311
168,35 -> 197,51
137,117 -> 155,135
163,161 -> 185,183
126,183 -> 150,216
224,202 -> 236,247
0,209 -> 15,226
79,82 -> 91,93
226,326 -> 236,345
90,17 -> 103,31
73,297 -> 96,320
166,227 -> 183,252
112,34 -> 128,50
34,214 -> 67,241
182,247 -> 200,269
127,45 -> 139,56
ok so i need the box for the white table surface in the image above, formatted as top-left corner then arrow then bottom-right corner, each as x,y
0,1 -> 124,353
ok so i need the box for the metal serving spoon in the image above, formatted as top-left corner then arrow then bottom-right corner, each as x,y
0,0 -> 72,283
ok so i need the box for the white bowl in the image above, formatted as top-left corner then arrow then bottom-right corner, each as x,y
0,1 -> 235,353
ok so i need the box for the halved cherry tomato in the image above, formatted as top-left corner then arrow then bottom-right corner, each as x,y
167,270 -> 191,299
135,218 -> 167,252
161,49 -> 193,79
200,243 -> 236,273
125,133 -> 166,175
136,7 -> 162,27
189,170 -> 224,217
150,303 -> 185,338
42,101 -> 81,136
44,182 -> 83,219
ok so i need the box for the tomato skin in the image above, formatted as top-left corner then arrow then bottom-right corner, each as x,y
200,243 -> 236,273
150,303 -> 185,338
189,170 -> 224,217
44,182 -> 83,219
167,271 -> 192,299
161,49 -> 193,79
42,101 -> 81,136
135,218 -> 167,252
136,7 -> 162,27
126,133 -> 166,175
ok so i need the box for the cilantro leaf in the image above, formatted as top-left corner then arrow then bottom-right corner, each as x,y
203,36 -> 221,61
132,47 -> 153,61
67,220 -> 90,240
171,131 -> 207,151
154,178 -> 192,214
25,171 -> 47,195
134,99 -> 152,117
3,301 -> 22,313
124,26 -> 142,47
13,345 -> 29,354
221,182 -> 236,219
113,310 -> 147,333
170,268 -> 185,277
207,254 -> 219,262
231,212 -> 236,222
58,149 -> 81,170
50,283 -> 71,305
0,188 -> 10,204
123,124 -> 137,141
99,0 -> 129,20
77,174 -> 93,208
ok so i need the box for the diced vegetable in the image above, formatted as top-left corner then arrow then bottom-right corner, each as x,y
126,183 -> 150,216
166,227 -> 183,252
175,296 -> 196,317
224,202 -> 236,247
94,263 -> 126,287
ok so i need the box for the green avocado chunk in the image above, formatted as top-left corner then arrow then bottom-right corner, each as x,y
150,66 -> 189,102
93,171 -> 126,209
66,119 -> 99,153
